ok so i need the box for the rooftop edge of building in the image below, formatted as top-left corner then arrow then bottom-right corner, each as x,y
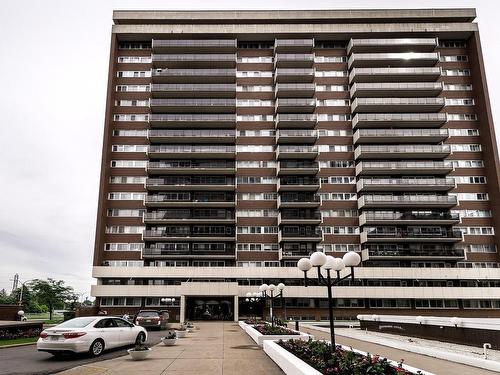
112,8 -> 477,25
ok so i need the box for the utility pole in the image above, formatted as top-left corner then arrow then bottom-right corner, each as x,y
12,274 -> 19,293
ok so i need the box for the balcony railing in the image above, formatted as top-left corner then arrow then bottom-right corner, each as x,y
353,128 -> 449,144
351,97 -> 445,113
148,145 -> 235,154
152,39 -> 237,51
145,194 -> 235,206
356,161 -> 454,176
148,129 -> 236,142
352,113 -> 447,129
277,145 -> 318,159
360,211 -> 460,225
357,178 -> 456,192
152,69 -> 236,82
150,98 -> 236,113
347,38 -> 438,53
275,83 -> 316,97
151,83 -> 237,98
362,228 -> 463,239
354,145 -> 451,160
275,114 -> 318,128
349,67 -> 442,83
276,98 -> 316,113
348,52 -> 440,68
365,247 -> 465,259
275,39 -> 315,51
275,54 -> 315,67
144,211 -> 235,221
275,68 -> 315,82
350,82 -> 443,98
149,114 -> 236,127
152,54 -> 236,68
358,194 -> 458,208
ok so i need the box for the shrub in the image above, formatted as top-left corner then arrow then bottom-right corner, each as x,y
278,339 -> 420,375
253,323 -> 299,336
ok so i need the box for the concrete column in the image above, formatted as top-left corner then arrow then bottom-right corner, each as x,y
234,295 -> 239,322
180,295 -> 185,323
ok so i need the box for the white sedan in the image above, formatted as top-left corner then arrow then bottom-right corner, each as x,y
37,316 -> 147,357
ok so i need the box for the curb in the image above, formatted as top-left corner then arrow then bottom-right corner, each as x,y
0,342 -> 37,349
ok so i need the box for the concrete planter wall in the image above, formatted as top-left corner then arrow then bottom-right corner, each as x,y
244,324 -> 312,347
263,340 -> 434,375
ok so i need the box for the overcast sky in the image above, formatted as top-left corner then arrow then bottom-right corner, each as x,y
0,0 -> 499,298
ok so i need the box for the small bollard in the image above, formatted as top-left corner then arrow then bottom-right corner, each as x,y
295,320 -> 299,331
483,343 -> 492,359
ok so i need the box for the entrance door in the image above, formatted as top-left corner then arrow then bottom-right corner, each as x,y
185,297 -> 233,321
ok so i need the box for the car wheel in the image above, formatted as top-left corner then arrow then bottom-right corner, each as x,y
135,332 -> 146,345
89,339 -> 105,357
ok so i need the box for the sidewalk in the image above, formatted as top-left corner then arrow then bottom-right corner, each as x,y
297,323 -> 498,375
57,322 -> 283,375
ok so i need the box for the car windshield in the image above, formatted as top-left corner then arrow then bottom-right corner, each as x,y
137,312 -> 159,317
56,317 -> 95,328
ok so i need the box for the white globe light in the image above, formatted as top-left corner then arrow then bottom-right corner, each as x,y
17,310 -> 24,316
332,258 -> 346,272
450,317 -> 461,326
277,283 -> 285,291
252,292 -> 260,298
245,292 -> 252,298
297,258 -> 312,272
372,314 -> 379,321
268,284 -> 276,292
259,284 -> 269,292
416,315 -> 425,324
310,251 -> 327,267
343,251 -> 361,267
322,255 -> 336,270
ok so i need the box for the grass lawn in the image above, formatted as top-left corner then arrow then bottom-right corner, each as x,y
0,337 -> 38,347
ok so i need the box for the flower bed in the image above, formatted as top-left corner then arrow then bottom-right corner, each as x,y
243,322 -> 312,347
275,339 -> 430,375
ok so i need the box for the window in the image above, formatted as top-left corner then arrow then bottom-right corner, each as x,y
452,193 -> 488,201
117,71 -> 152,78
237,130 -> 275,137
104,260 -> 144,267
321,176 -> 355,184
115,100 -> 149,107
237,114 -> 274,122
450,144 -> 481,152
448,129 -> 479,136
450,160 -> 483,168
113,114 -> 149,122
317,114 -> 352,121
107,209 -> 145,217
236,145 -> 274,153
104,243 -> 144,251
111,145 -> 148,152
109,176 -> 147,184
315,70 -> 348,77
465,244 -> 497,253
237,99 -> 274,107
116,85 -> 150,92
100,297 -> 142,306
415,299 -> 459,309
118,42 -> 151,49
105,226 -> 145,234
459,227 -> 494,235
453,176 -> 486,184
237,56 -> 273,63
118,56 -> 152,63
448,113 -> 477,121
237,193 -> 277,200
317,99 -> 350,106
444,84 -> 473,91
322,244 -> 360,252
321,210 -> 358,218
439,40 -> 466,48
440,55 -> 468,62
236,243 -> 279,251
314,56 -> 347,63
236,71 -> 273,77
237,176 -> 277,184
322,226 -> 359,235
446,98 -> 475,106
237,210 -> 279,217
237,226 -> 278,234
236,161 -> 277,168
237,261 -> 280,267
112,129 -> 148,137
108,192 -> 146,200
453,209 -> 492,218
316,84 -> 348,91
320,193 -> 357,201
443,69 -> 471,76
236,85 -> 273,92
319,160 -> 355,168
317,130 -> 352,137
110,160 -> 147,168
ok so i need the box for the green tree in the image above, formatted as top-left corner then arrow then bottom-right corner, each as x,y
29,279 -> 77,320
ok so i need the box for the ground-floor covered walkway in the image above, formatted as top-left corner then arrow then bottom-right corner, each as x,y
58,322 -> 283,375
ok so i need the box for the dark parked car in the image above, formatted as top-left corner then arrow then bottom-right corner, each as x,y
134,310 -> 169,330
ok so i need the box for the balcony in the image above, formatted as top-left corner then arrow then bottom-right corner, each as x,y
353,129 -> 449,144
277,177 -> 320,192
357,178 -> 456,192
145,194 -> 235,208
278,194 -> 321,208
358,194 -> 458,209
277,161 -> 319,176
347,38 -> 438,53
143,246 -> 235,259
143,230 -> 236,242
277,129 -> 318,144
350,82 -> 443,98
145,177 -> 235,191
356,161 -> 454,176
278,211 -> 322,225
275,68 -> 315,83
363,246 -> 465,260
348,52 -> 440,69
149,114 -> 236,128
276,98 -> 316,113
354,145 -> 451,160
148,145 -> 235,159
275,114 -> 318,128
152,54 -> 236,68
151,84 -> 236,98
148,129 -> 236,143
275,83 -> 315,98
152,39 -> 237,53
150,99 -> 236,113
359,211 -> 461,226
352,113 -> 448,129
279,249 -> 316,259
143,211 -> 235,224
146,161 -> 235,175
274,54 -> 315,68
152,69 -> 236,83
360,229 -> 463,243
279,228 -> 323,242
274,39 -> 314,52
351,97 -> 445,113
276,145 -> 318,160
349,67 -> 442,83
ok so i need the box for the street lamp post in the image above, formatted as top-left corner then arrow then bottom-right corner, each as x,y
245,292 -> 260,321
297,251 -> 361,350
258,283 -> 285,328
18,279 -> 35,306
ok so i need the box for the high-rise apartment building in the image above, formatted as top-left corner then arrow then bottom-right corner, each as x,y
92,9 -> 500,321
